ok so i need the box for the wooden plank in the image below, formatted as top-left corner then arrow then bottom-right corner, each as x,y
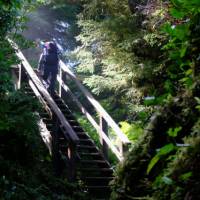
11,66 -> 19,90
18,64 -> 21,89
58,67 -> 62,97
57,76 -> 123,161
9,39 -> 79,143
59,61 -> 130,144
100,115 -> 108,160
11,65 -> 21,89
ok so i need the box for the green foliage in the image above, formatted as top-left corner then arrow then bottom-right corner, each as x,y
0,88 -> 85,199
147,143 -> 176,175
76,113 -> 119,164
161,0 -> 200,94
167,126 -> 182,137
152,134 -> 200,200
73,0 -> 170,133
107,2 -> 200,199
0,122 -> 88,200
119,121 -> 143,142
179,172 -> 192,181
195,97 -> 200,111
76,113 -> 100,147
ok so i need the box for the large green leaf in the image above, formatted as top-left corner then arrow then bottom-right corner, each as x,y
147,143 -> 176,174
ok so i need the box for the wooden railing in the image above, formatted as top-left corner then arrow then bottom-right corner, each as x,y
9,40 -> 79,144
9,39 -> 131,161
9,39 -> 79,181
57,61 -> 131,161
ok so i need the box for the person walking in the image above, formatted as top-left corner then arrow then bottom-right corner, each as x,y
38,41 -> 59,95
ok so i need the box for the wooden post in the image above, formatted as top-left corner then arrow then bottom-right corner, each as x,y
62,71 -> 68,98
20,63 -> 28,82
18,64 -> 22,89
67,143 -> 76,182
100,115 -> 108,160
52,117 -> 63,176
11,64 -> 22,90
58,67 -> 62,97
119,142 -> 129,159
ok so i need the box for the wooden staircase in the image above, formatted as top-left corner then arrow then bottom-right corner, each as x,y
23,82 -> 113,199
10,40 -> 131,200
54,94 -> 113,199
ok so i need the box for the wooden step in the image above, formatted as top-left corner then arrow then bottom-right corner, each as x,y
57,104 -> 68,109
77,144 -> 98,149
76,132 -> 89,139
64,114 -> 75,120
87,186 -> 111,198
67,120 -> 79,126
79,139 -> 94,145
72,126 -> 84,132
80,168 -> 113,176
54,99 -> 67,107
80,160 -> 110,168
61,109 -> 71,115
87,185 -> 110,190
77,145 -> 98,153
84,177 -> 113,186
54,99 -> 63,104
78,152 -> 103,160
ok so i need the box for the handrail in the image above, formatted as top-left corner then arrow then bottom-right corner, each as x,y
9,39 -> 79,144
59,60 -> 131,160
57,76 -> 123,160
60,61 -> 130,144
9,39 -> 130,160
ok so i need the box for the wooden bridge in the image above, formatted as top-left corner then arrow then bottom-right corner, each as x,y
10,40 -> 131,199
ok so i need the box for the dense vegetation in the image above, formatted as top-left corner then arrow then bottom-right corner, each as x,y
72,0 -> 200,199
1,0 -> 200,199
0,0 -> 87,199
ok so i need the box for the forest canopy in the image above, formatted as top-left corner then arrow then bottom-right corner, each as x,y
73,0 -> 200,199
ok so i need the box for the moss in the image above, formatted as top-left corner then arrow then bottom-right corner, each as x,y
153,134 -> 200,200
111,95 -> 200,200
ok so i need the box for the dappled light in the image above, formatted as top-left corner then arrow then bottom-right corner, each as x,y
0,0 -> 200,200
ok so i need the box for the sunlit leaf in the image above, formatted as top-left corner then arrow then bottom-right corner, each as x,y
162,176 -> 173,185
167,126 -> 182,137
180,172 -> 192,181
147,143 -> 176,174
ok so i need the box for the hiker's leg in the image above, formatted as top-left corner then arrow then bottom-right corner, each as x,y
43,66 -> 50,81
42,67 -> 50,89
49,71 -> 57,95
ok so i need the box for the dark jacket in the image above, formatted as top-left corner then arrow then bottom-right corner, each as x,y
38,42 -> 59,73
